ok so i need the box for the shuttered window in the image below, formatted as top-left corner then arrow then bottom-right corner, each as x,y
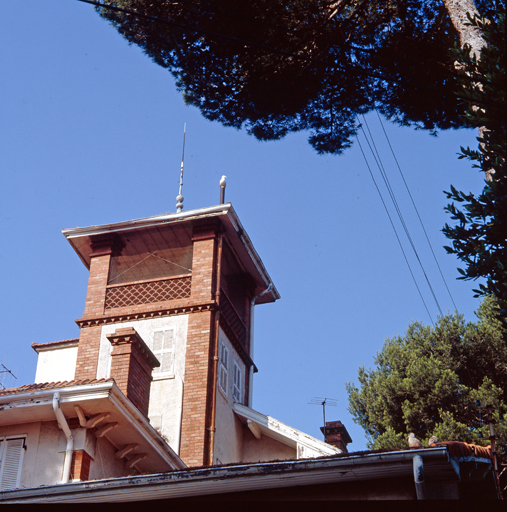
232,362 -> 242,403
151,329 -> 174,375
218,341 -> 229,395
0,437 -> 25,491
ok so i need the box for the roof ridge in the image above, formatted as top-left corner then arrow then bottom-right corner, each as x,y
0,378 -> 114,396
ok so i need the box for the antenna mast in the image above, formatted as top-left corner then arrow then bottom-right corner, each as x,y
176,123 -> 186,213
0,363 -> 17,390
309,397 -> 337,440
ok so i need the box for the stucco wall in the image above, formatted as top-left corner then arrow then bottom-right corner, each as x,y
96,315 -> 188,455
242,427 -> 296,463
34,345 -> 78,384
213,390 -> 243,464
33,421 -> 66,486
88,435 -> 131,480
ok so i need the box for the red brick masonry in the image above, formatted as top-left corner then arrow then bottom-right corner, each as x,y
70,450 -> 92,482
106,327 -> 160,418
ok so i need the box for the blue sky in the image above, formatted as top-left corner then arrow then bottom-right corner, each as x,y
1,1 -> 486,451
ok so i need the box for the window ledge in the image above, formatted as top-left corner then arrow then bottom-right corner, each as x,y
152,374 -> 175,381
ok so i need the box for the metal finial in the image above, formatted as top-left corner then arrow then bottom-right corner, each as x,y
176,123 -> 186,213
219,175 -> 227,204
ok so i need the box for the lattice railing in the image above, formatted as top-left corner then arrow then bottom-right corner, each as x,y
220,290 -> 247,347
105,276 -> 191,309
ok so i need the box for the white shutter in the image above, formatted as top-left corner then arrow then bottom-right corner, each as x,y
151,330 -> 174,375
232,362 -> 242,403
0,438 -> 25,490
218,341 -> 229,395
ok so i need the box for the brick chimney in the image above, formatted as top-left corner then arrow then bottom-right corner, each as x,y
106,327 -> 159,417
321,420 -> 352,453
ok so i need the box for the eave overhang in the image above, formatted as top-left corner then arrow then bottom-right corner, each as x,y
0,380 -> 185,473
62,204 -> 279,304
0,448 -> 458,503
233,403 -> 341,456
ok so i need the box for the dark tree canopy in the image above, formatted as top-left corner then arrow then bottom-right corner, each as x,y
95,0 -> 499,153
346,296 -> 507,451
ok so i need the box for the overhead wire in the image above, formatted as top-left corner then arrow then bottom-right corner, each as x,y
355,129 -> 435,326
359,114 -> 444,317
375,111 -> 459,312
79,0 -> 462,318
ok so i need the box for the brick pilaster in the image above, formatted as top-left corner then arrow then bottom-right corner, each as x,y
191,225 -> 217,302
74,236 -> 114,380
74,325 -> 102,380
106,327 -> 159,417
179,310 -> 215,467
82,236 -> 115,319
70,450 -> 92,482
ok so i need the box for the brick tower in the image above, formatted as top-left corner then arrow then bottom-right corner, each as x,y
63,204 -> 279,467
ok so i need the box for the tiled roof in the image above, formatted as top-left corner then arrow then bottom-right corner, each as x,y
0,379 -> 113,396
31,339 -> 79,352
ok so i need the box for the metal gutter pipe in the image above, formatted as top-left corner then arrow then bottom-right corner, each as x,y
413,454 -> 427,500
248,283 -> 273,406
207,231 -> 224,466
52,392 -> 74,484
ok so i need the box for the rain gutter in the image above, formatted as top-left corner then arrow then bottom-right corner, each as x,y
0,448 -> 451,503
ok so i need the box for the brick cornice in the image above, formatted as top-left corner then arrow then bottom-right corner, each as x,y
89,234 -> 116,258
191,222 -> 219,242
75,302 -> 216,328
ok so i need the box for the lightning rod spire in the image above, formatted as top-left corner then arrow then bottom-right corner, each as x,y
176,123 -> 186,213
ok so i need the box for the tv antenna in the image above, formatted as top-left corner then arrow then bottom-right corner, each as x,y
176,123 -> 186,213
309,397 -> 337,440
0,364 -> 17,390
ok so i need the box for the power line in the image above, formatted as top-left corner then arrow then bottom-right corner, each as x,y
360,115 -> 443,317
375,112 -> 459,313
355,130 -> 435,326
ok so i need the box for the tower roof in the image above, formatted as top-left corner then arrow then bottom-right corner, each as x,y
62,203 -> 280,304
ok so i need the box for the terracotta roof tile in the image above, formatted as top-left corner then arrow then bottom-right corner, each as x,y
31,339 -> 79,352
430,440 -> 491,459
0,379 -> 113,396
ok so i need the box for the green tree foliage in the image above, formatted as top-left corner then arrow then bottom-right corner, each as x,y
94,0 -> 498,153
346,297 -> 507,451
443,8 -> 507,318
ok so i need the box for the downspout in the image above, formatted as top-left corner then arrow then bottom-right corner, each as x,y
207,230 -> 223,466
52,391 -> 74,484
248,283 -> 273,406
413,454 -> 427,500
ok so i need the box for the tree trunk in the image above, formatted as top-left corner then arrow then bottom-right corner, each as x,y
443,0 -> 492,179
442,0 -> 486,56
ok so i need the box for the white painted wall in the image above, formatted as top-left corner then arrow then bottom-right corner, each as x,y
88,436 -> 131,480
32,421 -> 66,486
213,329 -> 247,464
0,420 -> 131,490
242,428 -> 296,463
34,345 -> 78,384
97,315 -> 189,455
